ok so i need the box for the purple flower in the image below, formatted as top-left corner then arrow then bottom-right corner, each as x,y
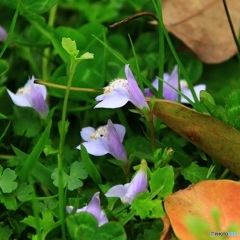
95,64 -> 149,110
0,25 -> 7,43
7,76 -> 48,116
66,192 -> 108,227
105,160 -> 148,204
145,66 -> 206,103
77,119 -> 127,162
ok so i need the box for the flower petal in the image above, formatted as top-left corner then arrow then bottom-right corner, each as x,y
107,120 -> 127,161
7,89 -> 32,107
181,84 -> 206,103
85,192 -> 101,221
105,184 -> 127,198
113,124 -> 126,142
125,64 -> 149,110
94,91 -> 129,109
99,211 -> 108,227
80,127 -> 96,141
78,140 -> 109,156
163,66 -> 179,101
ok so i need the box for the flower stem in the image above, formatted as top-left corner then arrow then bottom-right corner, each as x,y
34,80 -> 102,93
149,112 -> 156,151
57,57 -> 78,240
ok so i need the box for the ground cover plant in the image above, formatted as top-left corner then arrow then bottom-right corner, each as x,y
0,0 -> 240,239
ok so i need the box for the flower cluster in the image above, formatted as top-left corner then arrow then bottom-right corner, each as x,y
7,76 -> 48,116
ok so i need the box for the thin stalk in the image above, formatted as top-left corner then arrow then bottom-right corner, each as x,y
152,0 -> 164,98
222,0 -> 240,55
34,80 -> 102,93
57,58 -> 78,240
149,112 -> 156,151
42,3 -> 58,80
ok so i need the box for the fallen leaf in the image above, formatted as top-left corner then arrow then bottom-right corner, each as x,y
150,98 -> 240,177
164,180 -> 240,240
162,0 -> 240,63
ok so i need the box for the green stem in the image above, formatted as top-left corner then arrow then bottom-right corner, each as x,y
34,80 -> 102,93
57,57 -> 78,240
152,0 -> 164,98
42,3 -> 58,80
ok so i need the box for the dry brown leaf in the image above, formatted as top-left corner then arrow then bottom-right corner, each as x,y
162,0 -> 240,63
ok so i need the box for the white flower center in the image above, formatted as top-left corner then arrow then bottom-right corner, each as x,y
103,79 -> 128,94
90,126 -> 109,140
180,80 -> 189,90
17,86 -> 31,95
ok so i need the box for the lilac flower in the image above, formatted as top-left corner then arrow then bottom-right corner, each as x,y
77,119 -> 127,162
66,192 -> 108,227
95,64 -> 149,110
145,66 -> 206,103
7,76 -> 48,116
0,25 -> 7,43
105,160 -> 148,204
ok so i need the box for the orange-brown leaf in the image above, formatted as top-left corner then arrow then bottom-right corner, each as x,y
164,180 -> 240,240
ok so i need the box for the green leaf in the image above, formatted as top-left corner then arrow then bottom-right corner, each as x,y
151,99 -> 240,177
0,166 -> 17,193
96,222 -> 126,240
18,120 -> 52,182
149,166 -> 174,199
81,145 -> 102,185
62,37 -> 79,57
0,193 -> 17,210
0,59 -> 9,76
67,212 -> 98,240
68,162 -> 88,191
22,0 -> 57,14
225,90 -> 240,130
200,91 -> 228,123
15,183 -> 34,202
0,225 -> 12,240
51,161 -> 88,191
181,162 -> 216,183
51,168 -> 69,188
132,192 -> 165,219
22,211 -> 58,238
12,107 -> 42,138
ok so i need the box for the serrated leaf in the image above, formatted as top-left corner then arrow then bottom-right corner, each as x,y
181,162 -> 215,183
149,166 -> 174,199
68,162 -> 88,191
150,98 -> 240,177
132,192 -> 164,219
16,183 -> 34,202
51,168 -> 68,188
0,166 -> 17,193
0,193 -> 17,210
51,162 -> 88,191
